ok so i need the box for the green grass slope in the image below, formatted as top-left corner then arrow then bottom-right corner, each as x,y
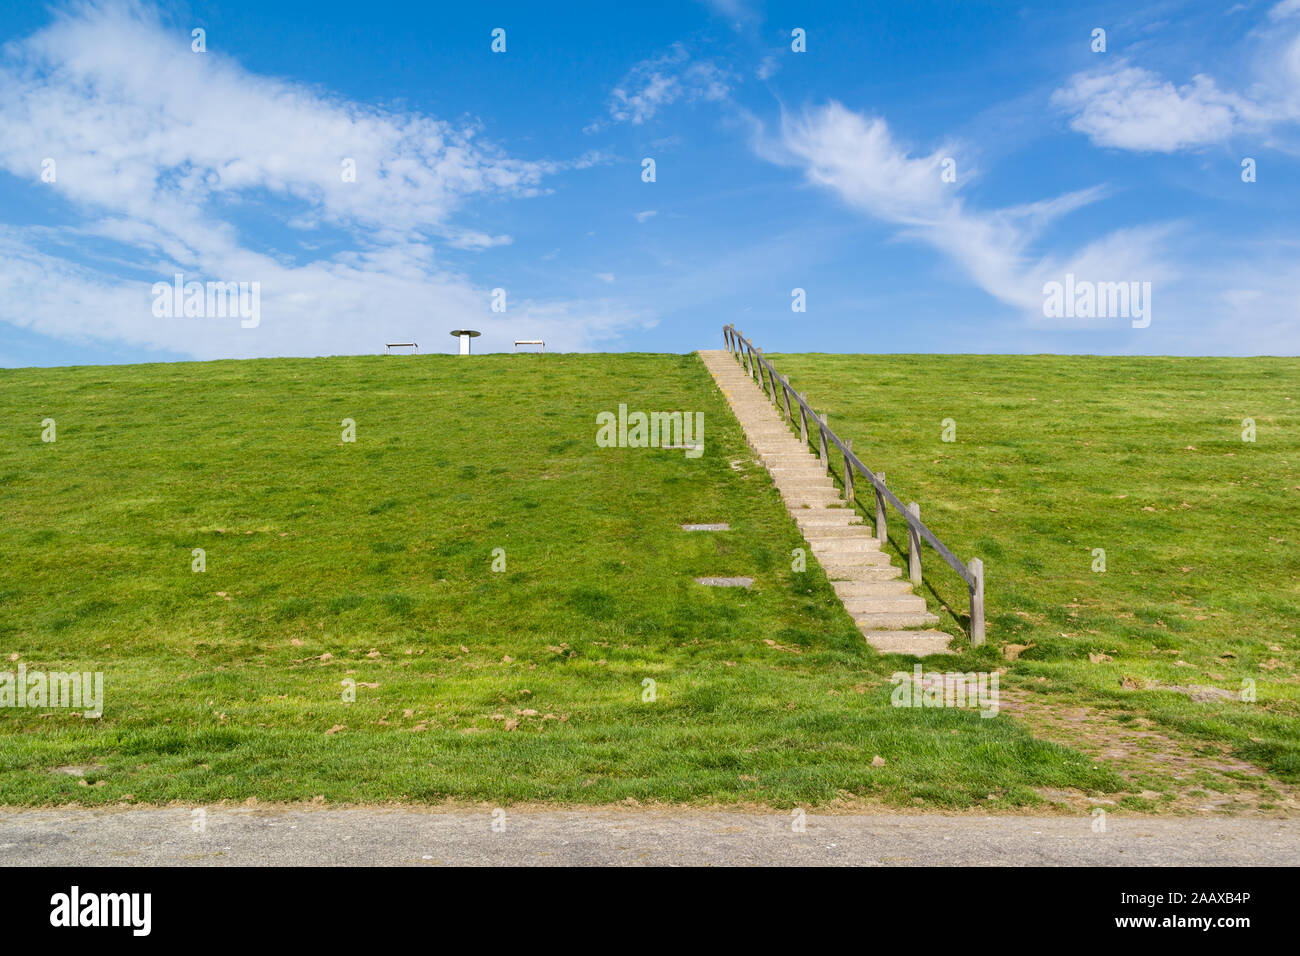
769,353 -> 1300,781
0,353 -> 1113,807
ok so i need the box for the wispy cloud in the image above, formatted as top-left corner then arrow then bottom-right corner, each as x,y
0,1 -> 644,357
602,43 -> 733,126
767,102 -> 1173,323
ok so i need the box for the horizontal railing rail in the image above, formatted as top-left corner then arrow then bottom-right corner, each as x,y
722,323 -> 985,645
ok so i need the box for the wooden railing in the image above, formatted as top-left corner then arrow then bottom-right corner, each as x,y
723,323 -> 985,645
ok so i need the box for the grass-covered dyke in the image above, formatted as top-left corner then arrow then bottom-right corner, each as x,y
0,349 -> 1292,808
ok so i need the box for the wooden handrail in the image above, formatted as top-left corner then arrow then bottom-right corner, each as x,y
722,323 -> 986,645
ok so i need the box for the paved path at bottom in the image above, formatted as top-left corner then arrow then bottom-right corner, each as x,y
2,807 -> 1295,866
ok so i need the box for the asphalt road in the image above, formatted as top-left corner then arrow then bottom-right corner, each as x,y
2,807 -> 1297,866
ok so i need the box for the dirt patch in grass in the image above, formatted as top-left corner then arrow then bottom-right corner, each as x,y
999,688 -> 1300,816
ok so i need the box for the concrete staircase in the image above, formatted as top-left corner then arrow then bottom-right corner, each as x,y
699,349 -> 953,657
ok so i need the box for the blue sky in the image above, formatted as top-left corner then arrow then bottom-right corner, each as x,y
1,0 -> 1298,365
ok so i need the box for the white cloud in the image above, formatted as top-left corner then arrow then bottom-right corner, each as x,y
779,105 -> 956,225
772,102 -> 1173,320
1053,7 -> 1300,154
0,2 -> 643,359
1052,66 -> 1247,152
634,210 -> 658,223
0,225 -> 647,358
766,101 -> 1300,351
605,44 -> 733,126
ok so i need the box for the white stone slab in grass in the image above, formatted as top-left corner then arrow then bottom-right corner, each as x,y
682,523 -> 730,531
694,576 -> 753,587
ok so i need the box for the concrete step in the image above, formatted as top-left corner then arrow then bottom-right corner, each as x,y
782,488 -> 845,502
853,611 -> 941,629
824,565 -> 904,581
793,511 -> 865,527
804,536 -> 880,553
749,441 -> 806,451
768,463 -> 830,474
785,498 -> 848,511
770,466 -> 831,477
774,479 -> 836,491
771,467 -> 833,479
777,482 -> 839,495
819,565 -> 899,582
815,550 -> 896,568
832,578 -> 915,597
794,523 -> 874,538
755,449 -> 812,459
842,595 -> 929,615
774,473 -> 834,483
861,630 -> 955,656
810,536 -> 884,551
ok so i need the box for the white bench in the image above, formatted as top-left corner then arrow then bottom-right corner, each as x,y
514,340 -> 545,352
385,342 -> 418,354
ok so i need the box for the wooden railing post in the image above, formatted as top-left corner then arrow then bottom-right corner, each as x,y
969,558 -> 985,646
818,414 -> 829,472
875,472 -> 887,543
781,376 -> 792,421
724,326 -> 732,352
907,502 -> 921,585
798,394 -> 808,445
746,345 -> 755,379
844,439 -> 854,504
